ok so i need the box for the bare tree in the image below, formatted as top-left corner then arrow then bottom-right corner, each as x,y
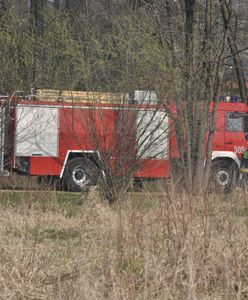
222,0 -> 248,103
57,95 -> 169,202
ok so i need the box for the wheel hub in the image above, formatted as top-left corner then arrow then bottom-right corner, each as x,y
216,169 -> 230,186
72,166 -> 90,187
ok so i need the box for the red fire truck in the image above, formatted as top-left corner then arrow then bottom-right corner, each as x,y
0,94 -> 170,192
0,93 -> 247,192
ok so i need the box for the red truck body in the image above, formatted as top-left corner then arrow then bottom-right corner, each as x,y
1,99 -> 170,191
24,101 -> 170,178
0,96 -> 247,191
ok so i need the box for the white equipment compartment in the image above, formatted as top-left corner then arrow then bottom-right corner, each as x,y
15,105 -> 59,157
136,109 -> 169,159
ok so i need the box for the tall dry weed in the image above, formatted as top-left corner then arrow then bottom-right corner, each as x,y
0,184 -> 248,299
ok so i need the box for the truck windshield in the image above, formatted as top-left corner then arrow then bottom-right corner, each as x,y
227,112 -> 248,140
227,113 -> 243,131
244,116 -> 248,140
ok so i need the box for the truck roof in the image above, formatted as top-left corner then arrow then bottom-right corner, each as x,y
8,98 -> 248,113
210,102 -> 248,111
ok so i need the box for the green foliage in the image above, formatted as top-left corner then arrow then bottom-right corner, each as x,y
0,1 -> 35,91
40,9 -> 84,90
81,15 -> 174,93
0,0 -> 174,95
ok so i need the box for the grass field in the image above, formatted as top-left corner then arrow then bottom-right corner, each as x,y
0,181 -> 248,299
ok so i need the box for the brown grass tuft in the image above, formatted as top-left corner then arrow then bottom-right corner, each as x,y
0,184 -> 248,299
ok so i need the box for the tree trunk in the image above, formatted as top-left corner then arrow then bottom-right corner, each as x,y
55,0 -> 60,9
30,0 -> 45,85
228,33 -> 248,103
30,0 -> 44,37
203,0 -> 232,189
0,0 -> 7,18
184,0 -> 196,191
194,0 -> 213,191
222,2 -> 248,103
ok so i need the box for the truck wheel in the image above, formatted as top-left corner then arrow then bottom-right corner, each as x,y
210,160 -> 237,193
63,158 -> 100,192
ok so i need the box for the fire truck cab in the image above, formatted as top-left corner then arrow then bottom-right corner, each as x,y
209,102 -> 248,191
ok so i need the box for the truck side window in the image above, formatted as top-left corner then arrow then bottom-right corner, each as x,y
227,113 -> 243,132
244,116 -> 248,139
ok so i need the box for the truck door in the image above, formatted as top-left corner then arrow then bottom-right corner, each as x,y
225,112 -> 248,159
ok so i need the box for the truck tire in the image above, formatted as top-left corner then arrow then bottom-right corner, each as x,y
210,160 -> 237,193
63,158 -> 100,192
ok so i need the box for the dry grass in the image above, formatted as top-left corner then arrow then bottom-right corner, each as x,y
0,183 -> 248,299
